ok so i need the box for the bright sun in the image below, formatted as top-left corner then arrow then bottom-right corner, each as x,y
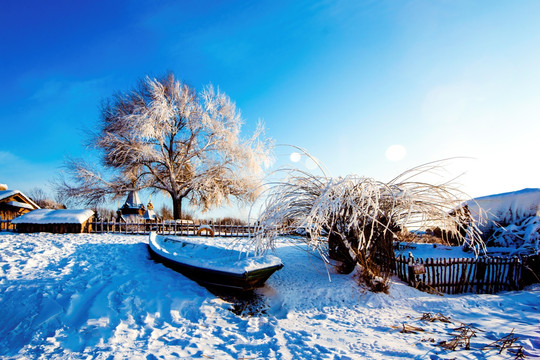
385,144 -> 407,162
290,152 -> 301,163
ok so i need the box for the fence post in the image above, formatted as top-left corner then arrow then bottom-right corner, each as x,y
520,254 -> 540,289
407,254 -> 415,287
475,258 -> 486,294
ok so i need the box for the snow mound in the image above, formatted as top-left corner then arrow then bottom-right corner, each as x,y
466,188 -> 540,225
486,215 -> 540,252
466,189 -> 540,252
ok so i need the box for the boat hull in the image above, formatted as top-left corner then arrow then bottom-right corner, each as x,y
148,234 -> 283,291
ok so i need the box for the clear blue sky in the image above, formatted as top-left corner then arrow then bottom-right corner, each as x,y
2,1 -> 540,218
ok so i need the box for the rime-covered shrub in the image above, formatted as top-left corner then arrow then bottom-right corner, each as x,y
254,160 -> 485,291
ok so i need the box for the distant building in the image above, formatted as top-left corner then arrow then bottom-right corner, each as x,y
11,209 -> 94,233
0,184 -> 40,230
143,201 -> 157,221
117,190 -> 145,222
117,190 -> 158,222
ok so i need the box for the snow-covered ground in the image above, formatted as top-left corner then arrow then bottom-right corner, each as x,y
0,232 -> 538,359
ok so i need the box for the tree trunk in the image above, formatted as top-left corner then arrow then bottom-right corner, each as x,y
172,196 -> 183,220
328,231 -> 357,274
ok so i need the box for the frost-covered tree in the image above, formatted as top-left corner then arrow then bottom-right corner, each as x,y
27,187 -> 66,209
254,160 -> 485,291
59,73 -> 272,218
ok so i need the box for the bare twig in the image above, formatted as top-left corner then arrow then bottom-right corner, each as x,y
483,329 -> 526,358
420,312 -> 452,323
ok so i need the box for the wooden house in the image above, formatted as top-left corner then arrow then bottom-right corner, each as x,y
11,209 -> 95,233
0,185 -> 40,230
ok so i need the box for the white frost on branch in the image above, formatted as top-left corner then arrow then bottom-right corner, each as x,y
58,73 -> 273,217
253,160 -> 486,259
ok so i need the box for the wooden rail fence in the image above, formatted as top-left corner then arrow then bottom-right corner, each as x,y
89,219 -> 256,237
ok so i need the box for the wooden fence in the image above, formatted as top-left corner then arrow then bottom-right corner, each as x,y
89,219 -> 256,237
3,216 -> 539,295
379,253 -> 540,295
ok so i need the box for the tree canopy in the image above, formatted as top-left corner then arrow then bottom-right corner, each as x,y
59,73 -> 273,218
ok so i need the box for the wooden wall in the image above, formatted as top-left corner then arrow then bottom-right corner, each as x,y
0,193 -> 35,230
15,218 -> 93,234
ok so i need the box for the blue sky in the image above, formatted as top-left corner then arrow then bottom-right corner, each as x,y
2,1 -> 540,218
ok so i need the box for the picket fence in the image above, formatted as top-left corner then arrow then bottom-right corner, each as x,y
90,219 -> 256,237
378,252 -> 540,295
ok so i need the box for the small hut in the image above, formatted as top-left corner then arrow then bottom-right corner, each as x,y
12,209 -> 94,233
0,184 -> 40,230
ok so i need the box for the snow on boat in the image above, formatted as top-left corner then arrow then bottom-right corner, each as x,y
148,232 -> 283,291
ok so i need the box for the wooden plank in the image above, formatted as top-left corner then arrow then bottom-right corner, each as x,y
457,258 -> 464,294
495,257 -> 502,293
486,257 -> 493,294
463,258 -> 470,294
441,258 -> 446,294
401,255 -> 407,282
501,258 -> 511,291
452,258 -> 458,294
448,258 -> 453,294
467,258 -> 475,293
428,258 -> 434,290
449,258 -> 455,294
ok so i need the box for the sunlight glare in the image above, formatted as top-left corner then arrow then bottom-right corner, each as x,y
385,144 -> 407,162
290,152 -> 301,163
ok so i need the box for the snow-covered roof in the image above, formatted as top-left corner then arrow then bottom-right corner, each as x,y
143,209 -> 156,220
6,201 -> 34,210
466,188 -> 540,224
0,190 -> 21,202
124,190 -> 142,208
11,209 -> 94,224
0,190 -> 40,209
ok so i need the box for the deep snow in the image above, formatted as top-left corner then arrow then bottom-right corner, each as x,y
0,232 -> 538,359
465,188 -> 540,252
466,188 -> 540,225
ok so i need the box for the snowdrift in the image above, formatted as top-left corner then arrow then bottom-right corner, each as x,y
466,188 -> 540,225
466,188 -> 540,252
0,233 -> 538,359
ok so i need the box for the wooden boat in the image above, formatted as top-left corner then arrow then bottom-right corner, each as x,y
148,232 -> 283,291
